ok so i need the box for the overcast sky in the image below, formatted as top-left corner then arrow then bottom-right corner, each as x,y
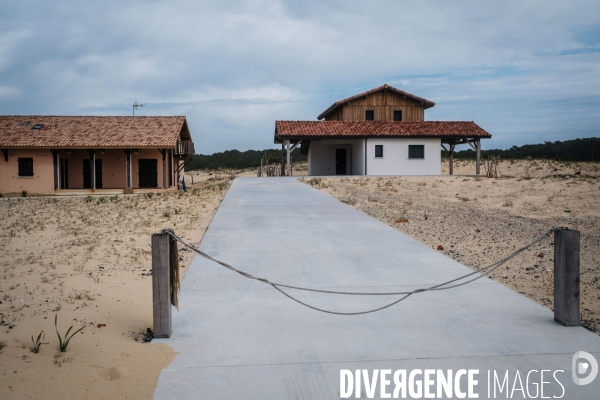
1,1 -> 599,154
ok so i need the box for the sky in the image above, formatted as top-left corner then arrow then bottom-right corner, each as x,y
1,0 -> 599,154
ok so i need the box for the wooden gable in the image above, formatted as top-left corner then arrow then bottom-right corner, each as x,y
324,90 -> 427,122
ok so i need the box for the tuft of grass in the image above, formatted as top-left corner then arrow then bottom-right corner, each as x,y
145,192 -> 154,199
55,314 -> 84,352
31,330 -> 49,353
84,195 -> 93,203
503,199 -> 514,207
307,178 -> 322,186
163,211 -> 170,218
21,190 -> 27,197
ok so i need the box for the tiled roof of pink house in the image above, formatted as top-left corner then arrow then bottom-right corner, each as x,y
0,116 -> 191,148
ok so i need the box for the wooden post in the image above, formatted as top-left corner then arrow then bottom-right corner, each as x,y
123,150 -> 132,189
281,142 -> 285,176
449,143 -> 455,176
160,149 -> 167,189
87,149 -> 97,190
260,157 -> 263,177
286,140 -> 291,176
475,139 -> 481,175
554,229 -> 580,326
51,149 -> 60,190
168,149 -> 173,187
92,151 -> 96,190
152,233 -> 172,337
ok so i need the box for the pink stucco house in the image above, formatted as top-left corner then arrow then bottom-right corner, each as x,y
0,116 -> 195,195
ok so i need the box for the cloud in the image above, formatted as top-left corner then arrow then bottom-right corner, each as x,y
0,0 -> 599,152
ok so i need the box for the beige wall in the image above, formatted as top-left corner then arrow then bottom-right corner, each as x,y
58,149 -> 128,189
0,148 -> 178,194
0,149 -> 55,194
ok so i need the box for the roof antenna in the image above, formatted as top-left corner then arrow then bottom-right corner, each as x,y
133,101 -> 145,116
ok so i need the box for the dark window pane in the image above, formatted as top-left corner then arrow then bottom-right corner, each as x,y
365,110 -> 374,120
18,158 -> 34,176
393,110 -> 402,121
375,145 -> 383,158
408,145 -> 424,159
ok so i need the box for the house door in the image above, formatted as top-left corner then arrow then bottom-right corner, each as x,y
138,159 -> 158,188
83,159 -> 103,189
335,148 -> 347,175
60,159 -> 69,189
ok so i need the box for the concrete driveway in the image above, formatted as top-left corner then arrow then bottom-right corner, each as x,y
154,177 -> 600,399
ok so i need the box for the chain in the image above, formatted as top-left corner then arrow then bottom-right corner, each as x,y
162,227 -> 566,315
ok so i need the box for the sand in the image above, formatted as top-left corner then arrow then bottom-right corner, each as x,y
2,159 -> 598,399
304,159 -> 600,335
0,171 -> 233,399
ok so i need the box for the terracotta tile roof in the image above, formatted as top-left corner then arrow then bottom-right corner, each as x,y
317,84 -> 436,120
0,116 -> 191,148
275,121 -> 491,141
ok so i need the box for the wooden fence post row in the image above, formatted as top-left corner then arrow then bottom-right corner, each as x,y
554,229 -> 580,327
152,233 -> 172,338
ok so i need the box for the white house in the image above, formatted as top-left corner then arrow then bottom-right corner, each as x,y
274,84 -> 491,176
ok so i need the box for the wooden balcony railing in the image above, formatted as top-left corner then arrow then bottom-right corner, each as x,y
174,141 -> 195,157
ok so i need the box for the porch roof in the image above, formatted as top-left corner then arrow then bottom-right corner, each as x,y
274,120 -> 491,143
0,116 -> 192,148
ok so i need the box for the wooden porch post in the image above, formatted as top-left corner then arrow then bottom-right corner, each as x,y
123,150 -> 133,189
475,138 -> 481,175
87,150 -> 97,190
92,151 -> 96,190
160,149 -> 166,189
286,140 -> 291,176
51,150 -> 60,190
168,149 -> 173,187
281,142 -> 285,177
449,143 -> 455,176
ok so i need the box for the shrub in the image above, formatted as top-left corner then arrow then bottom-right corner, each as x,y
31,330 -> 48,353
55,315 -> 84,352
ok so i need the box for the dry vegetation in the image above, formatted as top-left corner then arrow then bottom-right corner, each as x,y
303,159 -> 600,334
0,171 -> 234,399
